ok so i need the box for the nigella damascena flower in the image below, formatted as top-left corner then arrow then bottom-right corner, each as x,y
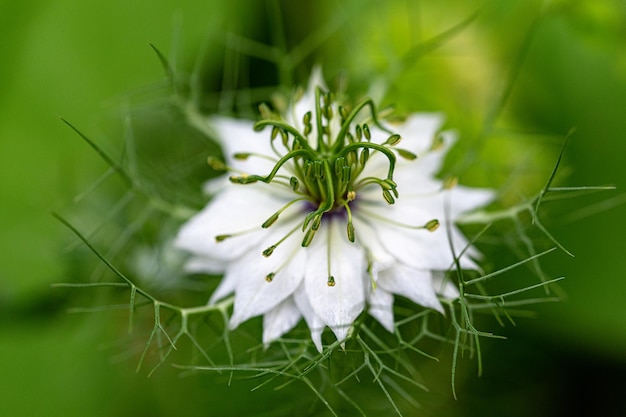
175,70 -> 493,351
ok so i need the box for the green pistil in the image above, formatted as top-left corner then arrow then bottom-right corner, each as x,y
254,120 -> 314,153
230,86 -> 415,249
315,87 -> 325,151
330,95 -> 394,154
337,142 -> 397,183
229,148 -> 314,185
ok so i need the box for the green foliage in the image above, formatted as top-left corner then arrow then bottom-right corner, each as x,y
3,0 -> 625,416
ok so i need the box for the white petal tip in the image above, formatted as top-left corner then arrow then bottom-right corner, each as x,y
311,332 -> 323,353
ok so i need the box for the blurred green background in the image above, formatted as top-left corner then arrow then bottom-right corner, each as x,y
1,0 -> 625,416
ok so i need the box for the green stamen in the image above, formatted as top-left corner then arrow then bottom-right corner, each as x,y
228,86 -> 411,248
262,197 -> 307,228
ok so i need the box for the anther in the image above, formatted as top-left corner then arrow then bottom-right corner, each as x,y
443,177 -> 458,190
311,214 -> 322,231
280,130 -> 289,147
262,212 -> 280,228
341,165 -> 351,183
302,227 -> 316,247
359,148 -> 370,165
339,106 -> 348,122
229,175 -> 257,184
327,276 -> 336,287
290,176 -> 299,191
425,219 -> 440,232
347,221 -> 355,242
431,133 -> 445,150
363,123 -> 371,140
305,160 -> 314,177
207,157 -> 227,171
383,179 -> 397,189
323,91 -> 332,107
346,150 -> 356,166
313,160 -> 322,178
382,189 -> 395,204
396,148 -> 417,160
385,134 -> 402,146
263,245 -> 276,257
334,157 -> 345,176
215,234 -> 231,242
265,272 -> 275,282
258,102 -> 273,119
233,153 -> 250,160
379,179 -> 395,190
347,190 -> 356,201
323,105 -> 333,120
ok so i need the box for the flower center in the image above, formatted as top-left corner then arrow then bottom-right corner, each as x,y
227,87 -> 418,248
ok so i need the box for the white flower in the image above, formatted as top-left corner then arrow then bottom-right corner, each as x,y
175,70 -> 493,351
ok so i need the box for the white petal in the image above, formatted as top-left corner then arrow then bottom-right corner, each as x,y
208,267 -> 238,304
368,287 -> 395,332
262,297 -> 302,344
392,129 -> 455,180
175,185 -> 293,261
184,255 -> 227,275
202,175 -> 229,196
177,77 -> 495,353
210,117 -> 279,174
351,215 -> 395,280
432,270 -> 460,300
389,164 -> 445,198
358,193 -> 480,271
290,66 -> 327,127
363,217 -> 435,268
363,113 -> 445,174
449,185 -> 496,216
378,265 -> 443,313
294,285 -> 325,352
389,113 -> 444,155
304,220 -> 368,343
229,225 -> 307,328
